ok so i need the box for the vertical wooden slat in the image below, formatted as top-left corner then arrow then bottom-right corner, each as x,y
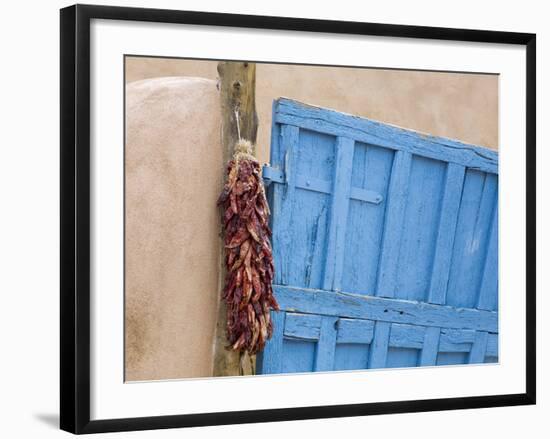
419,327 -> 441,366
323,137 -> 355,291
272,125 -> 299,285
469,331 -> 489,364
376,151 -> 412,297
369,321 -> 391,369
478,202 -> 498,310
474,175 -> 498,237
470,174 -> 498,305
258,311 -> 286,374
428,163 -> 466,304
446,171 -> 498,309
314,316 -> 338,371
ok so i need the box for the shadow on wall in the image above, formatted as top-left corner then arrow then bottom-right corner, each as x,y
34,413 -> 59,430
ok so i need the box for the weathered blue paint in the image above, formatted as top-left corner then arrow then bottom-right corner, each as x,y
263,168 -> 384,205
335,343 -> 370,371
256,311 -> 285,374
315,316 -> 339,371
395,155 -> 447,302
369,321 -> 391,369
337,319 -> 375,344
469,331 -> 489,364
342,143 -> 393,295
446,171 -> 498,309
274,99 -> 498,173
258,99 -> 499,375
419,327 -> 441,366
323,137 -> 355,292
376,150 -> 412,298
284,313 -> 322,340
428,163 -> 466,304
477,204 -> 499,311
273,285 -> 497,332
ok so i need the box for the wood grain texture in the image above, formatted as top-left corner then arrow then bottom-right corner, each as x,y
395,155 -> 446,301
323,137 -> 355,291
390,323 -> 426,349
213,62 -> 258,377
469,331 -> 489,364
218,62 -> 258,161
447,172 -> 498,309
263,171 -> 383,205
428,163 -> 466,304
478,204 -> 499,311
271,124 -> 300,286
369,321 -> 391,369
256,311 -> 285,375
273,286 -> 497,332
315,316 -> 339,371
257,99 -> 499,375
284,313 -> 321,340
376,150 -> 412,298
275,98 -> 498,173
336,319 -> 375,344
342,143 -> 394,295
419,327 -> 441,366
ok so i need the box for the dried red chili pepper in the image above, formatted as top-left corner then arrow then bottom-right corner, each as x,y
218,140 -> 279,354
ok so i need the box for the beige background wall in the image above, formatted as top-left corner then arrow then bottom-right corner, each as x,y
125,57 -> 498,381
126,57 -> 498,160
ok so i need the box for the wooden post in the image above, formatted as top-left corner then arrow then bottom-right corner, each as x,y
213,61 -> 259,377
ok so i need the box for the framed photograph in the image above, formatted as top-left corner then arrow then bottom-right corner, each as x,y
60,4 -> 536,434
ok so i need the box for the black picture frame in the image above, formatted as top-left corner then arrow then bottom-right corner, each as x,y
60,4 -> 536,434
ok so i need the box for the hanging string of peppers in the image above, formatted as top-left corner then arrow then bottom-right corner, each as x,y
217,139 -> 279,354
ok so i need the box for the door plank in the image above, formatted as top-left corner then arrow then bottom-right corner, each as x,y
323,137 -> 355,291
469,331 -> 489,364
272,125 -> 299,285
428,163 -> 466,304
369,321 -> 391,369
274,285 -> 498,333
314,316 -> 338,371
274,98 -> 499,174
447,172 -> 498,308
478,206 -> 498,311
257,311 -> 286,374
376,150 -> 412,298
419,327 -> 441,366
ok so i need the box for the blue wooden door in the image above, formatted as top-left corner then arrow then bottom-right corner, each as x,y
257,98 -> 498,374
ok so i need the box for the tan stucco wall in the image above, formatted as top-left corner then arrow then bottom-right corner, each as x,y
125,57 -> 498,381
125,77 -> 222,381
125,57 -> 498,159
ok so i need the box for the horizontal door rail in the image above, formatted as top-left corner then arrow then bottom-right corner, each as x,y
280,312 -> 498,358
262,167 -> 384,205
274,285 -> 498,333
274,98 -> 498,174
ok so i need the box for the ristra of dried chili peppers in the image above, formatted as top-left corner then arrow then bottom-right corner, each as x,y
217,139 -> 279,354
